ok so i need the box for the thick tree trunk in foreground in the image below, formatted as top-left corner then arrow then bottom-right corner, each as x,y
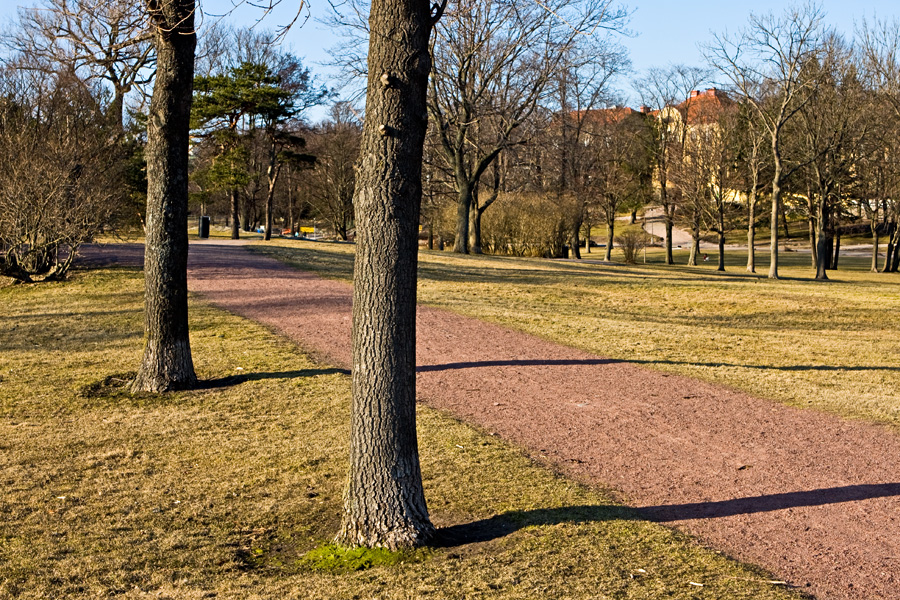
336,0 -> 435,550
132,0 -> 197,393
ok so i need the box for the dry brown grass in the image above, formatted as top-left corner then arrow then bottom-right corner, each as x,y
0,264 -> 806,599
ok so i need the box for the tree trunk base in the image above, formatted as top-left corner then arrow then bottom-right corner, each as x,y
131,337 -> 197,392
337,513 -> 435,551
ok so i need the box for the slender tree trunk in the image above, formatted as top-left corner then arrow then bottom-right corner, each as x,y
132,0 -> 198,393
807,191 -> 817,268
717,200 -> 725,272
892,230 -> 900,272
664,205 -> 674,265
230,188 -> 240,239
337,0 -> 435,550
604,213 -> 614,261
815,197 -> 829,280
871,227 -> 880,273
832,234 -> 841,270
883,224 -> 897,273
687,206 -> 700,266
264,156 -> 281,241
747,190 -> 757,273
453,185 -> 471,254
769,154 -> 782,279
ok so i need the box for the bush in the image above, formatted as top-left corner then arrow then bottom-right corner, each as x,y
481,193 -> 571,258
0,73 -> 123,282
615,227 -> 650,264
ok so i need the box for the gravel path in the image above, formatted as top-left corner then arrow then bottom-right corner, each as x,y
83,242 -> 900,600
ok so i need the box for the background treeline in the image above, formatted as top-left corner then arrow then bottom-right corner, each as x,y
2,0 -> 900,281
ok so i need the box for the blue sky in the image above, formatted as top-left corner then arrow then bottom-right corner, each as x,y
2,0 -> 898,119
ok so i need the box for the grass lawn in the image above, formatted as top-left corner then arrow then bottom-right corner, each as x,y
0,265 -> 807,599
253,240 -> 900,428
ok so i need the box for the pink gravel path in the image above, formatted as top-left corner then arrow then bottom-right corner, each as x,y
86,242 -> 900,600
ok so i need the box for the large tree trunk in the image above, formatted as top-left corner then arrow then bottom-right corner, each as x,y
132,0 -> 197,393
336,0 -> 434,550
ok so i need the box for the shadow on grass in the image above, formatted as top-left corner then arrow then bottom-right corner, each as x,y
417,358 -> 900,374
200,368 -> 349,389
434,504 -> 633,547
435,483 -> 900,546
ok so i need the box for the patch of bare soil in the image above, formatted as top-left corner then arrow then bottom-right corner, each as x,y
80,242 -> 900,600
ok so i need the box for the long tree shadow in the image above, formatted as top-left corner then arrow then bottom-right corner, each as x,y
417,358 -> 900,373
199,368 -> 349,389
417,359 -> 617,372
434,483 -> 900,547
434,504 -> 633,547
638,483 -> 900,522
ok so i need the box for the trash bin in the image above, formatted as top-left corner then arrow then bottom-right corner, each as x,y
199,215 -> 210,238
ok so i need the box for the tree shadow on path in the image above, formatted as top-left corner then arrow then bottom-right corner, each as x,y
417,358 -> 900,373
435,483 -> 900,547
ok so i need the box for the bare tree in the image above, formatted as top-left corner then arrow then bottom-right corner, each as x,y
427,0 -> 629,254
131,0 -> 198,393
305,102 -> 361,239
5,0 -> 153,129
336,0 -> 442,549
0,70 -> 122,282
706,2 -> 825,279
858,16 -> 900,273
634,65 -> 710,264
795,33 -> 869,279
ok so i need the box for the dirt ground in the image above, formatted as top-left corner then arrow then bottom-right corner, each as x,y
82,242 -> 900,600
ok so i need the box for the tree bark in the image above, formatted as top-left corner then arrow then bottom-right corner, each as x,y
717,200 -> 725,272
230,188 -> 240,239
815,197 -> 829,280
604,212 -> 614,261
746,190 -> 757,273
453,185 -> 471,254
832,233 -> 841,270
132,0 -> 197,393
336,0 -> 435,550
768,149 -> 782,279
468,200 -> 482,254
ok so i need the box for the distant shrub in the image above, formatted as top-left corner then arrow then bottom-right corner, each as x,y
615,227 -> 650,263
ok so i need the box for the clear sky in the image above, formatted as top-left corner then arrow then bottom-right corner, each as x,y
2,0 -> 899,118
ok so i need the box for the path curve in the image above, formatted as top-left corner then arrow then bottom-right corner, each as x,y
84,242 -> 900,600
